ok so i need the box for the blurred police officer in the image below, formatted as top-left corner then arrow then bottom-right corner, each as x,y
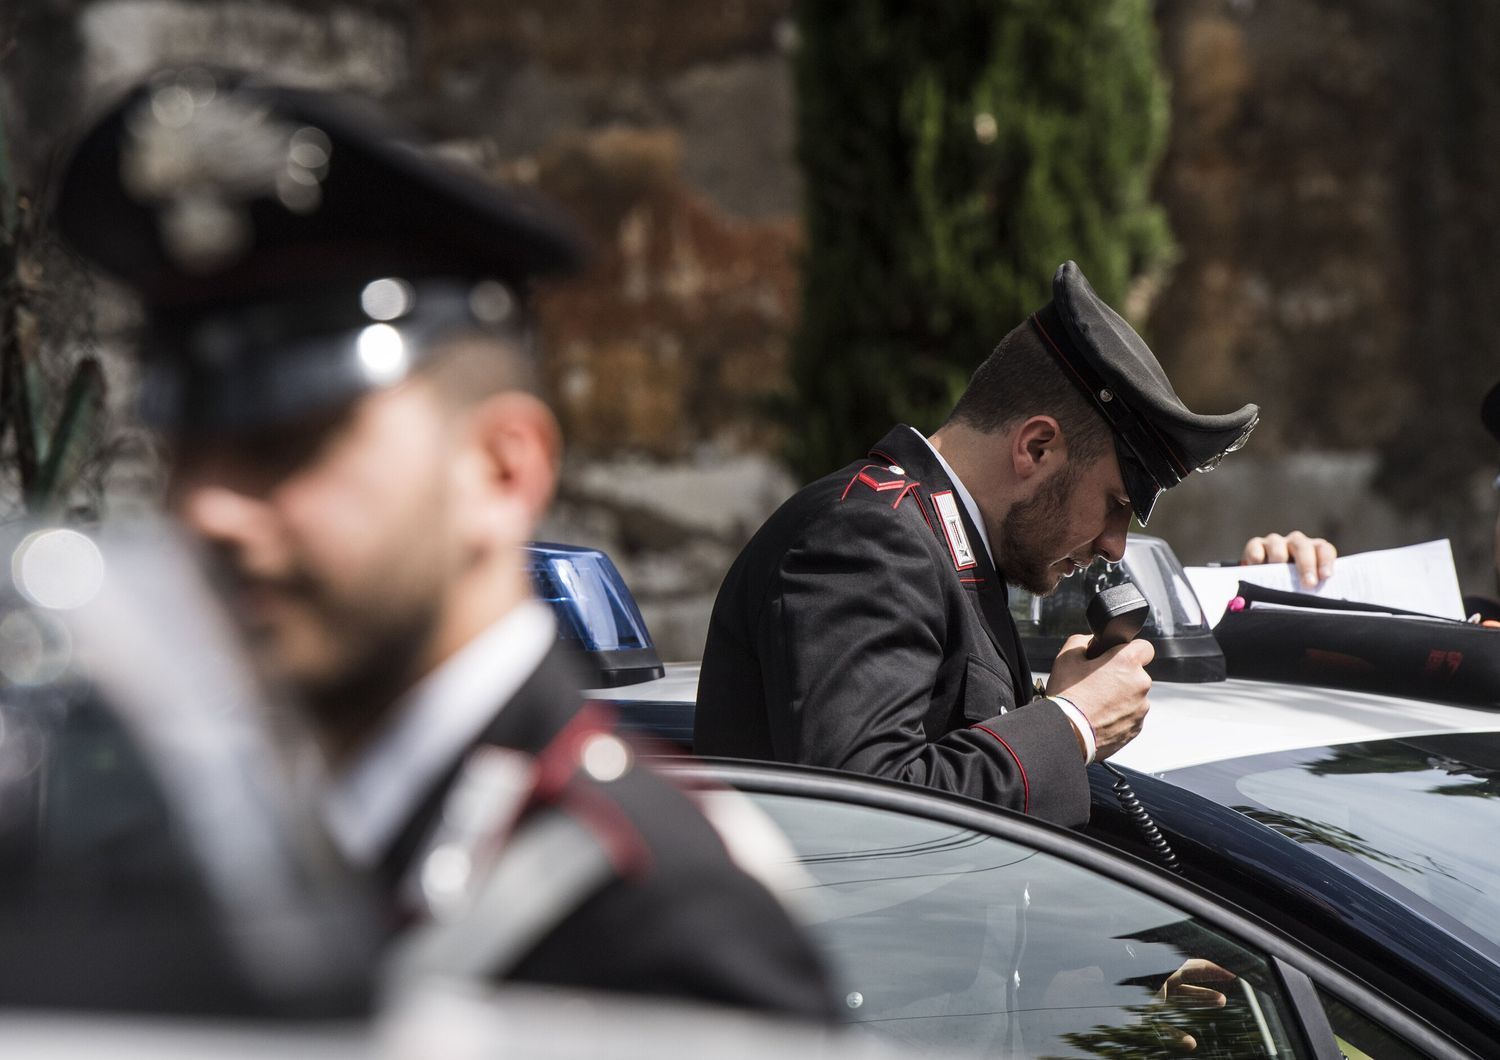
697,263 -> 1259,826
53,67 -> 836,1020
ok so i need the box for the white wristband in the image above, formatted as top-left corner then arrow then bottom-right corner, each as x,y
1048,695 -> 1096,765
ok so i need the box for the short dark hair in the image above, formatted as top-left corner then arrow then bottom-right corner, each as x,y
417,327 -> 542,407
947,320 -> 1113,467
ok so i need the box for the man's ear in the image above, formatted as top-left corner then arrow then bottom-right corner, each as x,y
461,391 -> 562,546
1011,415 -> 1064,481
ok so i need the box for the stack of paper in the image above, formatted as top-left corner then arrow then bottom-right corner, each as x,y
1184,539 -> 1467,625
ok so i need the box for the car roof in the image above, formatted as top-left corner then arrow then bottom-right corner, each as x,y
592,663 -> 702,706
600,661 -> 1500,773
1102,674 -> 1500,772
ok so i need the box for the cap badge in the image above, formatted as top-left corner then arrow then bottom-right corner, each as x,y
121,69 -> 333,273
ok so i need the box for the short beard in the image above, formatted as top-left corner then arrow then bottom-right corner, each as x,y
294,590 -> 446,761
998,460 -> 1085,596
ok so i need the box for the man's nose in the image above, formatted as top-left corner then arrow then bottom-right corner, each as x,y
171,481 -> 273,546
1094,512 -> 1130,564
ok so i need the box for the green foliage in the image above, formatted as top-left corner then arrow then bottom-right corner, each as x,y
788,0 -> 1172,479
0,102 -> 106,520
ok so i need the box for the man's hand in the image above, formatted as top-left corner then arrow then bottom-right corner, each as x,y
1241,530 -> 1336,588
1046,633 -> 1154,760
1151,959 -> 1237,1052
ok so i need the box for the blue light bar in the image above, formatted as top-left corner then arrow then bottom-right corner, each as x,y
524,543 -> 665,687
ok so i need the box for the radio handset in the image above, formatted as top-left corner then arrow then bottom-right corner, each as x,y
1084,583 -> 1150,659
1085,581 -> 1181,875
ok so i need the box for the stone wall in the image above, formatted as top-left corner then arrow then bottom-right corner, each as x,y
1148,0 -> 1500,593
404,3 -> 807,655
5,1 -> 1499,659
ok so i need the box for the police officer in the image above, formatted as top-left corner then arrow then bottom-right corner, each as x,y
697,263 -> 1259,826
53,68 -> 837,1020
1473,381 -> 1500,623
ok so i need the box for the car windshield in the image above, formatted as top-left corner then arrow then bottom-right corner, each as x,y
1165,732 -> 1500,956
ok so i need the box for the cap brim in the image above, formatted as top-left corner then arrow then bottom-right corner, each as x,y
1117,443 -> 1162,526
143,278 -> 510,435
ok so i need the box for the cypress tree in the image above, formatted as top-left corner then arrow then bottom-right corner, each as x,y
788,0 -> 1172,480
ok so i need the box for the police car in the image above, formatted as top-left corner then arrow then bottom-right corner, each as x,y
545,536 -> 1500,1057
3,527 -> 1493,1057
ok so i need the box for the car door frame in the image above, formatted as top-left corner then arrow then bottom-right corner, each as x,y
665,758 -> 1488,1060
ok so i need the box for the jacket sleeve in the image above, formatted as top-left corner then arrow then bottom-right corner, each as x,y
759,498 -> 1090,826
510,768 -> 842,1023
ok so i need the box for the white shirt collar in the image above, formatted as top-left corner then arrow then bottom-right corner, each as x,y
912,426 -> 994,565
322,599 -> 556,866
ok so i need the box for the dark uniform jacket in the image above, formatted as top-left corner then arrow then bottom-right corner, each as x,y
1464,593 -> 1500,624
378,644 -> 839,1022
697,425 -> 1090,826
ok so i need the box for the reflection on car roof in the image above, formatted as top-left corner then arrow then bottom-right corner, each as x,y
1109,676 -> 1500,773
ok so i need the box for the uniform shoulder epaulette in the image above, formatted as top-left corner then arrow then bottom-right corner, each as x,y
839,462 -> 923,512
400,704 -> 648,921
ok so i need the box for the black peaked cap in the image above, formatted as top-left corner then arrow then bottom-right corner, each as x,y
51,67 -> 584,433
1030,261 -> 1259,524
55,67 -> 582,304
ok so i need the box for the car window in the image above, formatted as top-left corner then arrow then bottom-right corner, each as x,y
0,689 -> 259,1011
0,687 -> 375,1016
736,791 -> 1311,1058
1165,733 -> 1500,956
1316,987 -> 1434,1060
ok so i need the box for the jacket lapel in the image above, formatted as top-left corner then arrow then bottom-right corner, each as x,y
867,427 -> 1034,704
376,644 -> 586,888
473,644 -> 587,754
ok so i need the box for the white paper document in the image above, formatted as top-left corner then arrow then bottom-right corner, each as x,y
1184,539 -> 1467,625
